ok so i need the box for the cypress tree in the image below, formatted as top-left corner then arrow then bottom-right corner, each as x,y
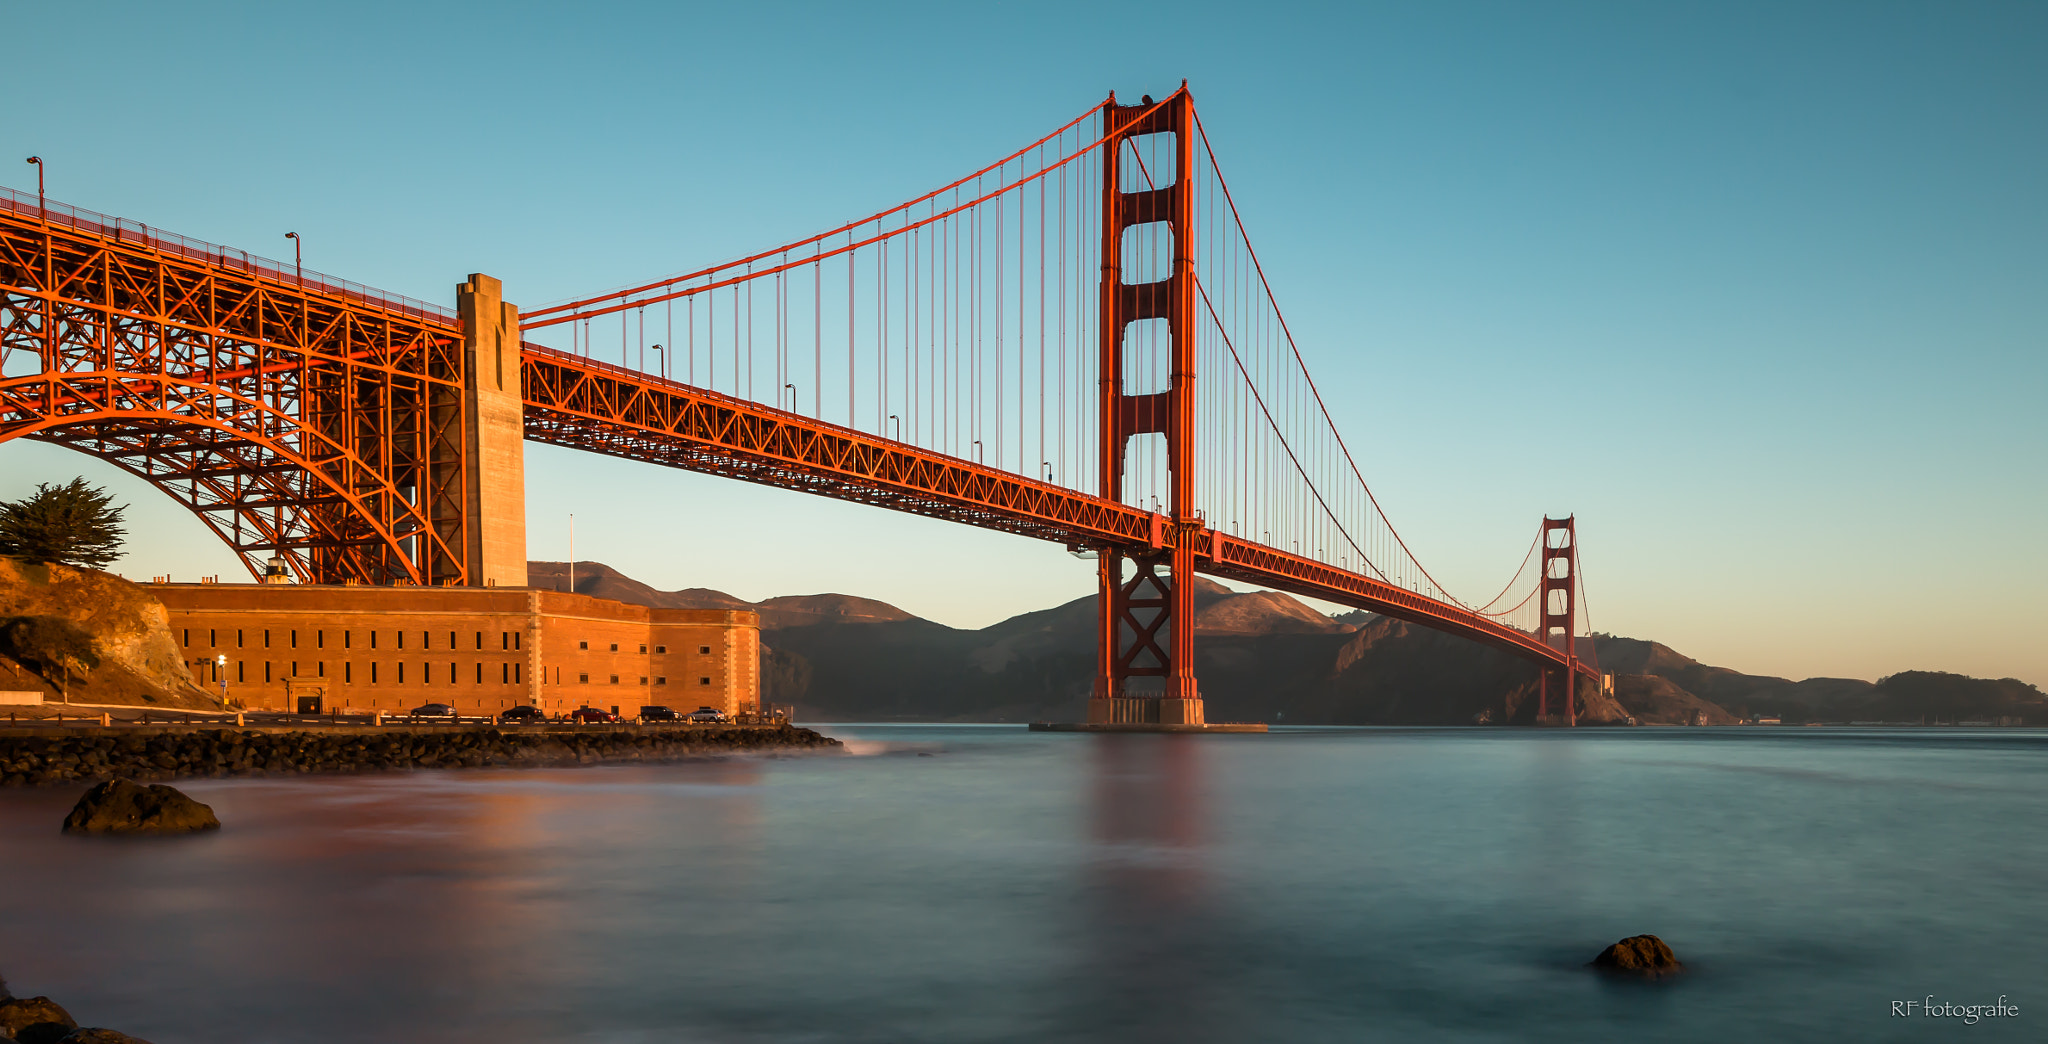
0,478 -> 128,568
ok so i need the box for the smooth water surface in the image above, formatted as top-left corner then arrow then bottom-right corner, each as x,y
1,726 -> 2042,1042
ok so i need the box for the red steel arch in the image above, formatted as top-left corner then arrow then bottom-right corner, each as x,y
0,194 -> 470,585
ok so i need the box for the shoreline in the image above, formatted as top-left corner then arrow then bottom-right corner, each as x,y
0,723 -> 842,788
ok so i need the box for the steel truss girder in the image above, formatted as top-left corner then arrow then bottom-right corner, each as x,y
521,346 -> 1157,547
0,205 -> 469,585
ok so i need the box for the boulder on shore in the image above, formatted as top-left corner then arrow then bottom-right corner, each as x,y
61,780 -> 219,835
1588,934 -> 1685,979
0,996 -> 77,1044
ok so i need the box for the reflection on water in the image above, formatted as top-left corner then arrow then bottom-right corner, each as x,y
1070,735 -> 1228,1043
1,727 -> 2045,1043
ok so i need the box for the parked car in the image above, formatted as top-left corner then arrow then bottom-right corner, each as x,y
410,703 -> 458,719
568,706 -> 620,724
498,705 -> 546,725
685,706 -> 730,724
639,705 -> 681,723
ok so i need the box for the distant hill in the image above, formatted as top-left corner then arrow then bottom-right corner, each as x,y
527,561 -> 2047,727
1581,636 -> 2046,724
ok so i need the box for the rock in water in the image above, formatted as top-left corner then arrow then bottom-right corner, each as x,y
0,996 -> 77,1044
59,1029 -> 158,1044
1588,934 -> 1684,979
61,780 -> 220,835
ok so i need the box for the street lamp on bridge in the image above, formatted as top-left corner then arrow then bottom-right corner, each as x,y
24,157 -> 43,213
650,344 -> 663,380
284,232 -> 301,285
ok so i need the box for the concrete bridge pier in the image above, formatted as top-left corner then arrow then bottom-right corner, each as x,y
453,274 -> 528,588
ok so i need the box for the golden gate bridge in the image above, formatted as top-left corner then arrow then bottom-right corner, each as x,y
0,86 -> 1597,726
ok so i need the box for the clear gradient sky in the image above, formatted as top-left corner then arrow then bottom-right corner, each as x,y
3,2 -> 2043,686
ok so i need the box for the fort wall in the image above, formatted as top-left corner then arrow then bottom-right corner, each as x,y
150,583 -> 758,718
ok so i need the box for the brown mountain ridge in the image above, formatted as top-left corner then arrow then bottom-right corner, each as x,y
533,560 -> 2046,727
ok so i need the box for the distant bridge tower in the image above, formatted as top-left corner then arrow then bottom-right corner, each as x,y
1538,515 -> 1578,726
1090,88 -> 1205,726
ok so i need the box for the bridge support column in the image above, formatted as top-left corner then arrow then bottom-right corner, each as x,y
1087,87 -> 1205,727
454,274 -> 528,588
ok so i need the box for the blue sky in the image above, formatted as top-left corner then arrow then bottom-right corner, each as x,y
3,1 -> 2043,686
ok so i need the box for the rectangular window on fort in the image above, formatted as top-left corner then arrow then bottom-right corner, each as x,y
422,631 -> 430,649
317,631 -> 324,650
291,630 -> 298,649
609,675 -> 619,685
609,644 -> 619,653
638,676 -> 647,685
655,645 -> 666,654
370,631 -> 377,650
656,677 -> 666,685
578,641 -> 588,650
317,662 -> 325,678
237,630 -> 244,648
514,664 -> 521,683
475,632 -> 483,650
209,629 -> 216,647
449,662 -> 456,683
291,662 -> 299,677
501,663 -> 508,684
371,663 -> 378,683
263,630 -> 271,649
699,677 -> 710,686
237,662 -> 244,683
578,673 -> 589,684
501,632 -> 509,651
449,632 -> 456,650
699,646 -> 710,655
638,645 -> 647,654
344,631 -> 351,650
264,663 -> 271,683
182,629 -> 189,647
475,663 -> 483,684
345,663 -> 351,683
398,663 -> 405,683
514,633 -> 521,650
397,632 -> 403,650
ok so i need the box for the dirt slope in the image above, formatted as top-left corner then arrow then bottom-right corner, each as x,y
0,558 -> 212,708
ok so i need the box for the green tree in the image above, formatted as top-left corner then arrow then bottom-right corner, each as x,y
0,478 -> 127,568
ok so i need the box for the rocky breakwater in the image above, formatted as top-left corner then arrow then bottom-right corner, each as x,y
0,725 -> 841,787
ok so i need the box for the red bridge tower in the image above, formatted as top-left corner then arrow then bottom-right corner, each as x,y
1538,515 -> 1578,726
1090,88 -> 1205,726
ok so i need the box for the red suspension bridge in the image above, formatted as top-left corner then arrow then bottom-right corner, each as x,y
0,86 -> 1598,726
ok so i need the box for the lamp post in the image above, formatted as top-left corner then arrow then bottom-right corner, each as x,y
284,232 -> 300,285
214,654 -> 229,712
784,383 -> 797,411
889,415 -> 900,440
650,344 -> 664,380
24,156 -> 43,213
1042,461 -> 1053,483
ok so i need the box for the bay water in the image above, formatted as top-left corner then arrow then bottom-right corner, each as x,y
0,725 -> 2041,1042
